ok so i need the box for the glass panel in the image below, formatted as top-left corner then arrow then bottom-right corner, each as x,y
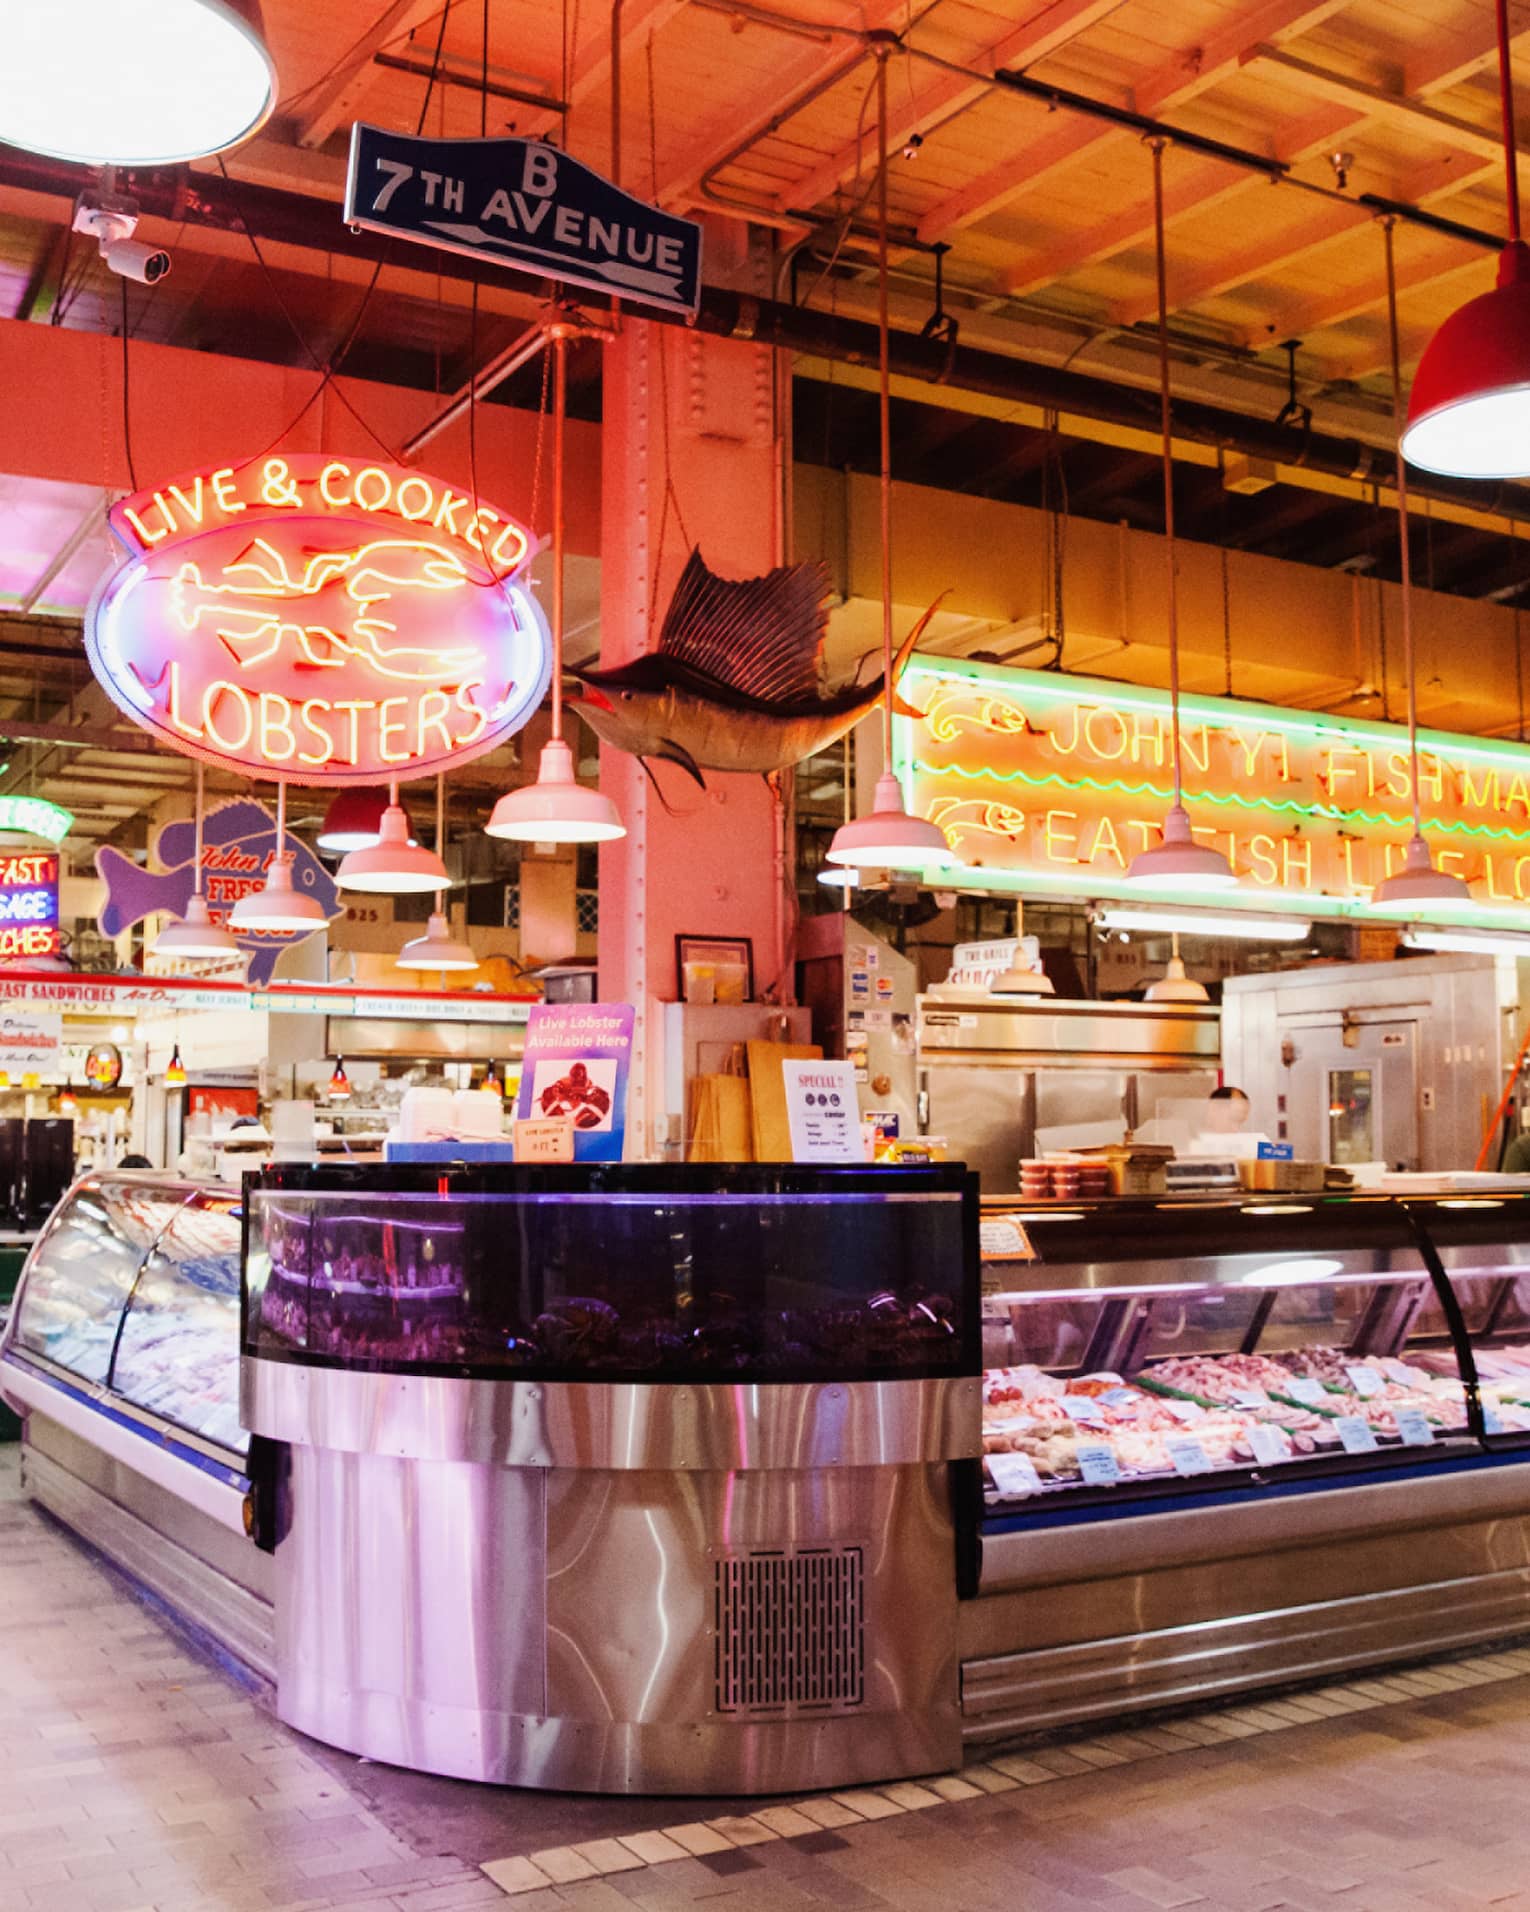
1135,1286 -> 1263,1360
245,1165 -> 976,1384
12,1179 -> 189,1381
110,1193 -> 244,1451
1328,1068 -> 1375,1165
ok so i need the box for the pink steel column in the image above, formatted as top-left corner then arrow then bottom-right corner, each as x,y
597,224 -> 785,1158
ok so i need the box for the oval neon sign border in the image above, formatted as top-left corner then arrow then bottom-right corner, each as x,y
85,455 -> 552,788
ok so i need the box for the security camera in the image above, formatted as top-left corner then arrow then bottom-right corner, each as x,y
100,238 -> 171,284
72,195 -> 171,283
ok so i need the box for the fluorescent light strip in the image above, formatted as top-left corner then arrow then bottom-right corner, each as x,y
1095,905 -> 1312,941
1402,924 -> 1530,955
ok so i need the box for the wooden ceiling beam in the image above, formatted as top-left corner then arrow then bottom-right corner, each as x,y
1105,145 -> 1478,330
914,0 -> 1351,245
296,0 -> 445,150
775,0 -> 1125,220
660,0 -> 909,209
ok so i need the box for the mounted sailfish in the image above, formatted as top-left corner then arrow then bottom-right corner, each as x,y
566,548 -> 937,784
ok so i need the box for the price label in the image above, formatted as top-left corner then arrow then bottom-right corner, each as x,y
1284,1377 -> 1328,1406
1060,1395 -> 1104,1424
1247,1423 -> 1289,1466
1164,1398 -> 1206,1424
1393,1407 -> 1434,1447
1166,1435 -> 1212,1476
987,1451 -> 1043,1498
1101,1387 -> 1137,1407
1075,1443 -> 1120,1486
514,1118 -> 576,1163
1345,1364 -> 1384,1398
980,1217 -> 1036,1262
1335,1414 -> 1378,1454
1232,1387 -> 1270,1409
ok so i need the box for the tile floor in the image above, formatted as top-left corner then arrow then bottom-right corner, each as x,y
7,1446 -> 1530,1912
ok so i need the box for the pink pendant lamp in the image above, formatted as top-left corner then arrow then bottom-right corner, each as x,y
400,776 -> 478,971
488,323 -> 625,845
1372,219 -> 1471,911
229,780 -> 331,931
338,780 -> 449,893
825,51 -> 958,876
1126,139 -> 1236,892
153,760 -> 241,959
1402,0 -> 1530,478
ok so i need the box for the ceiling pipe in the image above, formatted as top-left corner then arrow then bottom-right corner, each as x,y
3,150 -> 1527,527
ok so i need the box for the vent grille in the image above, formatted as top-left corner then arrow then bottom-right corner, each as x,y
714,1546 -> 865,1715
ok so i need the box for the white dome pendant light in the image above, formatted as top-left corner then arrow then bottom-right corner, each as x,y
1371,218 -> 1473,912
2,0 -> 276,168
400,777 -> 479,972
1145,931 -> 1212,1003
153,760 -> 241,960
488,321 -> 626,845
825,50 -> 959,876
338,780 -> 450,893
1126,139 -> 1236,892
229,780 -> 330,932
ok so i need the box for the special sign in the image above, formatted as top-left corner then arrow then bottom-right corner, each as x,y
86,456 -> 552,786
897,656 -> 1530,919
0,852 -> 60,961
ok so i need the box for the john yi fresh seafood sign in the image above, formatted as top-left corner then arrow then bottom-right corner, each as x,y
85,455 -> 551,786
897,655 -> 1530,919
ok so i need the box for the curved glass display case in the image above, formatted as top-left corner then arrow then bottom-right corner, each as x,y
9,1174 -> 244,1455
244,1161 -> 978,1384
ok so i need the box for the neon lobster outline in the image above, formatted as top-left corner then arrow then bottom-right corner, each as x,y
170,535 -> 487,683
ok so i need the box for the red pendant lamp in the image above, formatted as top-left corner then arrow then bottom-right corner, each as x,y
327,1057 -> 352,1102
1401,0 -> 1530,477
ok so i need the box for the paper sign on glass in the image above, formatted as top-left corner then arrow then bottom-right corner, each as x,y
781,1059 -> 862,1163
513,1003 -> 634,1162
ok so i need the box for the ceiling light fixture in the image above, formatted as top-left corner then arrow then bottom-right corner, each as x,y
317,785 -> 390,855
1144,932 -> 1211,1003
1372,219 -> 1473,912
826,52 -> 960,878
164,1044 -> 187,1090
488,318 -> 625,845
991,964 -> 1056,997
338,782 -> 450,893
1,0 -> 276,167
1126,140 -> 1236,891
400,777 -> 479,971
1096,904 -> 1311,941
1402,924 -> 1530,955
154,761 -> 242,961
231,781 -> 333,930
1401,0 -> 1530,477
327,1057 -> 352,1102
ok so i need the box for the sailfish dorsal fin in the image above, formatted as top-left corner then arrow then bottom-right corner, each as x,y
656,548 -> 831,704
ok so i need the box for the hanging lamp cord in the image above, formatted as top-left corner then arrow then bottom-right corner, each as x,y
875,47 -> 896,770
1150,136 -> 1183,814
1500,0 -> 1522,244
193,760 -> 205,899
552,327 -> 568,747
1382,215 -> 1423,841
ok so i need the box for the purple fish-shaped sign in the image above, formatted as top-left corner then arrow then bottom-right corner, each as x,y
94,798 -> 341,985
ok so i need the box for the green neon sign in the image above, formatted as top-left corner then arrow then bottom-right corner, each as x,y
892,656 -> 1530,925
0,797 -> 72,846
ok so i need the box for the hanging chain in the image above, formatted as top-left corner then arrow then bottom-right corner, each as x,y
1382,215 -> 1423,841
1149,135 -> 1183,812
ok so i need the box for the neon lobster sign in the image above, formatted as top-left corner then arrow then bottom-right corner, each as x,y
86,455 -> 552,785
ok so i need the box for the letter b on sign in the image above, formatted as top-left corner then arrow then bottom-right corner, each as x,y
522,147 -> 558,196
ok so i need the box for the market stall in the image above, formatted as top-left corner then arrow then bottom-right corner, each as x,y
10,1168 -> 1530,1793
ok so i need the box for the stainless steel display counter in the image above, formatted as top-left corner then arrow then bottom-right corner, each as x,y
1,1163 -> 981,1796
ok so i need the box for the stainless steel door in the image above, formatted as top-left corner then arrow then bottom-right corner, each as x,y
1287,1022 -> 1420,1169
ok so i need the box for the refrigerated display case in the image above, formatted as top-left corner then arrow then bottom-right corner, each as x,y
0,1172 -> 269,1671
961,1190 -> 1530,1745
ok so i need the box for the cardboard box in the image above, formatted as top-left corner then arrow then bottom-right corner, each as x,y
1238,1157 -> 1327,1192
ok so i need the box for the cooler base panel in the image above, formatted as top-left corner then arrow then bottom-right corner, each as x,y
961,1459 -> 1530,1741
21,1417 -> 275,1683
275,1446 -> 962,1795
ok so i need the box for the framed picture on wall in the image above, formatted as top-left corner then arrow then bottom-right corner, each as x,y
675,935 -> 754,1006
